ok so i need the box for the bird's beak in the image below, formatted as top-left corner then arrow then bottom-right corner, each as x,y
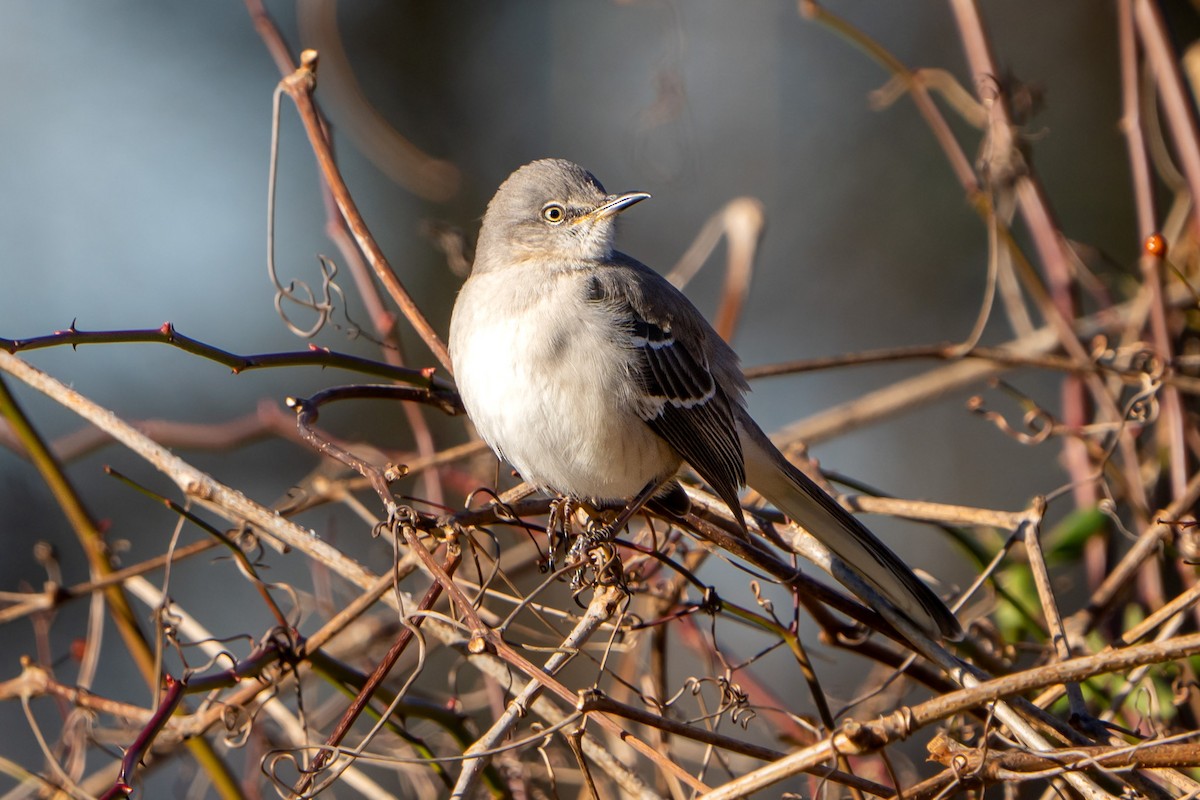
589,191 -> 651,220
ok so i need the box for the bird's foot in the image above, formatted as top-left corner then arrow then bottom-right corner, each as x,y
568,539 -> 627,602
543,496 -> 580,574
563,508 -> 621,587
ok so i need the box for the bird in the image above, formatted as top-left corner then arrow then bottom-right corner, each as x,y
448,158 -> 961,640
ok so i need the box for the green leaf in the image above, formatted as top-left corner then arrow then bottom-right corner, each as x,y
1045,505 -> 1109,563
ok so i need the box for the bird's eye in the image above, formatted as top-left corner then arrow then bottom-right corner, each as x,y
541,203 -> 566,224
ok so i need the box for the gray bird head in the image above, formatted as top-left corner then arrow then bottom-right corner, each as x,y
472,158 -> 650,274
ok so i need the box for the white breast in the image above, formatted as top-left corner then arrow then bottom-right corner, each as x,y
448,268 -> 679,500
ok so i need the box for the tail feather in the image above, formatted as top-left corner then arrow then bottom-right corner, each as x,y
738,415 -> 962,640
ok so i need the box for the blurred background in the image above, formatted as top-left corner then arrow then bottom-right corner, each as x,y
0,0 -> 1161,794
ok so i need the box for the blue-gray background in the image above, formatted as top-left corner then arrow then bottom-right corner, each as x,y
0,1 -> 1142,794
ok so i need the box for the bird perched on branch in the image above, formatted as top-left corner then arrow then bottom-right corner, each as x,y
449,158 -> 960,641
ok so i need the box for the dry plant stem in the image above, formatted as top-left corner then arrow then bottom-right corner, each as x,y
1135,0 -> 1200,234
816,1 -> 1141,530
772,283 -> 1186,446
743,339 -> 1200,393
646,624 -> 677,796
0,376 -> 243,800
578,693 -> 897,798
295,0 -> 460,202
1121,0 -> 1188,503
1119,0 -> 1186,635
704,628 -> 1200,800
964,223 -> 1153,518
666,198 -> 761,290
0,354 -> 670,794
291,382 -> 458,430
0,324 -> 456,395
1033,577 -> 1200,713
284,21 -> 446,508
244,0 -> 293,75
662,197 -> 765,342
577,689 -> 761,762
1119,0 -> 1160,353
871,67 -> 989,128
678,499 -> 900,640
248,0 -> 454,368
1020,503 -> 1089,723
107,471 -> 292,628
0,762 -> 68,800
17,691 -> 91,800
450,584 -> 625,799
712,198 -> 763,341
0,404 -> 290,464
952,204 -> 1004,355
395,521 -> 490,640
98,675 -> 184,800
295,547 -> 460,796
301,571 -> 401,657
164,567 -> 411,747
844,494 -> 1024,529
0,660 -> 151,726
992,201 -> 1039,339
287,383 -> 459,512
813,0 -> 1149,523
289,385 -> 494,641
949,0 -> 1102,518
1073,470 -> 1200,633
696,587 -> 856,743
0,539 -> 218,626
0,349 -> 412,635
1102,613 -> 1193,738
264,96 -> 450,510
321,194 -> 446,509
0,377 -> 154,682
782,526 -> 1119,800
300,399 -> 700,794
442,496 -> 557,529
911,738 -> 1200,800
463,652 -> 661,800
272,49 -> 451,371
271,440 -> 491,521
563,728 -> 601,800
799,1 -> 977,192
691,484 -> 1039,650
779,498 -> 1135,794
943,740 -> 1200,776
119,577 -> 394,800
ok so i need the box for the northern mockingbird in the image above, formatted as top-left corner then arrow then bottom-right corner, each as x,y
449,158 -> 961,640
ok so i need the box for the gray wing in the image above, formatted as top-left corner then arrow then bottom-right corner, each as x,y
586,260 -> 747,525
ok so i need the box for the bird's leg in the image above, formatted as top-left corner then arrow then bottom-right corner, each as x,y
604,477 -> 671,536
564,479 -> 667,588
577,477 -> 671,547
545,496 -> 576,573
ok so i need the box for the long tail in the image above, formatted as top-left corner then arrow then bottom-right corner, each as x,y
737,412 -> 961,640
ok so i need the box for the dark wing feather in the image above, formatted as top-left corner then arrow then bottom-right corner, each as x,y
587,269 -> 746,524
